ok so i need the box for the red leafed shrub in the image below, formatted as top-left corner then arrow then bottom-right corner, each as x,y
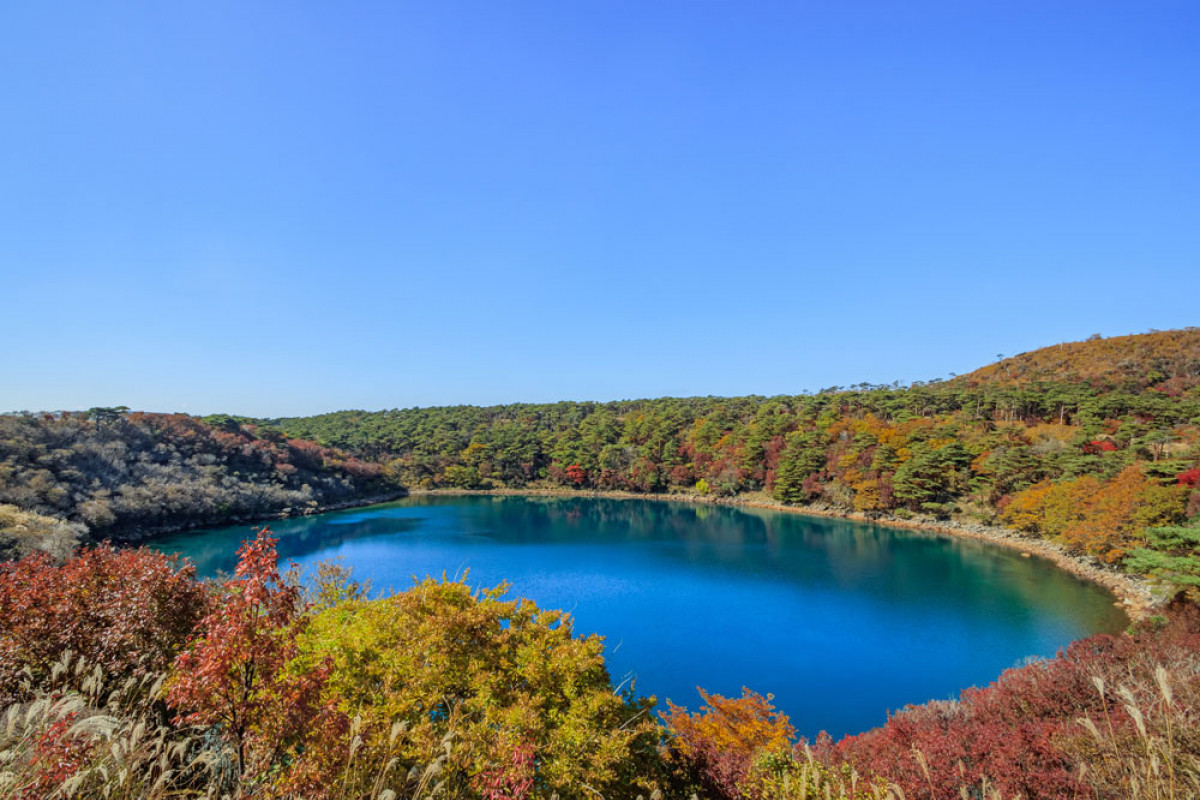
565,463 -> 588,486
1083,439 -> 1118,454
168,528 -> 346,788
0,544 -> 209,703
1177,466 -> 1200,488
817,602 -> 1200,800
21,712 -> 92,800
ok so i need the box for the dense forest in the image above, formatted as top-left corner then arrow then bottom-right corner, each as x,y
264,328 -> 1200,590
0,409 -> 400,558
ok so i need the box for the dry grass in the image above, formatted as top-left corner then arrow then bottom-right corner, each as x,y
1070,665 -> 1200,800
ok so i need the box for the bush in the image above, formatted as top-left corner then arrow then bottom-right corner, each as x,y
0,544 -> 208,704
296,576 -> 666,799
818,602 -> 1200,800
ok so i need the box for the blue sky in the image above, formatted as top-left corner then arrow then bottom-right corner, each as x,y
2,1 -> 1197,417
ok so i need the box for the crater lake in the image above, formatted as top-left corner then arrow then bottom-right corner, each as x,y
152,495 -> 1128,739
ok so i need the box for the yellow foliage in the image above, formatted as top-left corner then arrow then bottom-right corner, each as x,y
852,479 -> 882,512
1003,465 -> 1190,560
1025,423 -> 1079,444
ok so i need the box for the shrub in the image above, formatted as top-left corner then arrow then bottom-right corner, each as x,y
818,602 -> 1200,800
0,544 -> 207,704
663,688 -> 796,799
295,576 -> 665,799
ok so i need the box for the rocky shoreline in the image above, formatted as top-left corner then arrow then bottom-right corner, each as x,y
410,487 -> 1164,621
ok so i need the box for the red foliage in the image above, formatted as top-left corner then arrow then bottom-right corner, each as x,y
22,713 -> 92,800
565,464 -> 588,486
168,528 -> 345,785
800,471 -> 827,500
1177,466 -> 1200,488
817,604 -> 1200,800
472,741 -> 536,800
0,545 -> 208,702
1082,439 -> 1118,455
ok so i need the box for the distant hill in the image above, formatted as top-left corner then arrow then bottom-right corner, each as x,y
0,411 -> 400,553
955,328 -> 1200,393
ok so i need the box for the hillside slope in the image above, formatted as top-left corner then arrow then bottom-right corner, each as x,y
0,410 -> 401,555
956,328 -> 1200,393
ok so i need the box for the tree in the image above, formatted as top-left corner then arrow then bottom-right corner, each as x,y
167,529 -> 343,786
1124,523 -> 1200,593
296,577 -> 665,798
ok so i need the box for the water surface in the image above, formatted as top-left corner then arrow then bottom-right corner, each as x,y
153,495 -> 1127,738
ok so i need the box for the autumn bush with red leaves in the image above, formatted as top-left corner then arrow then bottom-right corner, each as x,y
814,601 -> 1200,800
0,543 -> 208,703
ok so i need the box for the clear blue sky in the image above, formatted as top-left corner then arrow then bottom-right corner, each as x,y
2,2 -> 1197,417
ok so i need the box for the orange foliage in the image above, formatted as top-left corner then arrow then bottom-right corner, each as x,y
664,688 -> 794,761
1003,466 -> 1189,561
957,328 -> 1200,390
663,688 -> 795,798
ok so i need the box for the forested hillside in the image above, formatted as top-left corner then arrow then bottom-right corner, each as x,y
0,409 -> 399,557
955,327 -> 1200,392
267,329 -> 1200,588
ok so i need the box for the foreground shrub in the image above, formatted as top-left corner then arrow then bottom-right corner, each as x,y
663,688 -> 796,797
295,576 -> 666,799
0,544 -> 208,704
167,530 -> 346,797
819,601 -> 1200,800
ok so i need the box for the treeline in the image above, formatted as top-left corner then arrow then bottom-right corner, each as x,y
264,343 -> 1200,585
1,532 -> 1197,799
0,409 -> 399,556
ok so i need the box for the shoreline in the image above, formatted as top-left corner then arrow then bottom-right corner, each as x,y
100,489 -> 410,545
408,486 -> 1163,621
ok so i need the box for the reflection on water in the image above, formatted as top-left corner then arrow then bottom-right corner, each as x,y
153,495 -> 1127,739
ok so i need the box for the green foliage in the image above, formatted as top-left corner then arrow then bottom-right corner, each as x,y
297,577 -> 665,798
1125,523 -> 1200,590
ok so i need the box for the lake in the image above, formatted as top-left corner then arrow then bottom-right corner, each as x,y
152,495 -> 1127,739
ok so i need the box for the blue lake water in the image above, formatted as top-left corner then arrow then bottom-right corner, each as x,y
152,495 -> 1127,739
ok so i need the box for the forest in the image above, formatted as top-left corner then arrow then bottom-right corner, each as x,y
265,329 -> 1200,590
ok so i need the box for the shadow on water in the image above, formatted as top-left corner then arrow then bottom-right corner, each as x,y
153,506 -> 428,576
153,495 -> 1127,739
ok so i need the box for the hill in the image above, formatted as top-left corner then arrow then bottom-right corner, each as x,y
260,329 -> 1200,585
956,328 -> 1200,393
0,410 -> 401,556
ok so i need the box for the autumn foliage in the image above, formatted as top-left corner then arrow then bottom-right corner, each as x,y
1,533 -> 1200,798
166,530 -> 346,792
816,602 -> 1200,800
663,688 -> 796,798
0,543 -> 207,703
1000,464 -> 1188,561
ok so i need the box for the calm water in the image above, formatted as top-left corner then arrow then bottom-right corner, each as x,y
153,495 -> 1127,739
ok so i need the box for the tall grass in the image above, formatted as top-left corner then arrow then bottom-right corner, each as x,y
1071,666 -> 1200,800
